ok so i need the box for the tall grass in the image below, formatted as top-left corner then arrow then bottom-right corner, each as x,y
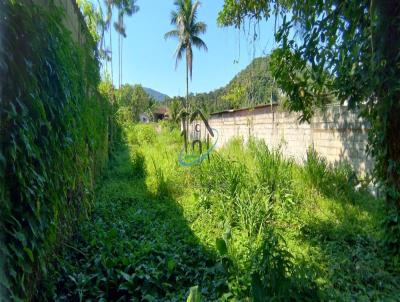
193,138 -> 319,299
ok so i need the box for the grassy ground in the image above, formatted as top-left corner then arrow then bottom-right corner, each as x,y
44,123 -> 399,301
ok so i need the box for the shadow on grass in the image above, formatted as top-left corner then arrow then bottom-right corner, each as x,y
44,142 -> 227,301
297,173 -> 400,299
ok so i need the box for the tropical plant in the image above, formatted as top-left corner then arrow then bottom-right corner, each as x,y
165,0 -> 208,152
168,97 -> 184,123
77,0 -> 139,87
165,0 -> 208,109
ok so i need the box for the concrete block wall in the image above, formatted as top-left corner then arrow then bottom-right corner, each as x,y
190,104 -> 373,176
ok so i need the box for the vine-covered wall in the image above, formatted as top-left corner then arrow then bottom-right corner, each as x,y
0,1 -> 111,299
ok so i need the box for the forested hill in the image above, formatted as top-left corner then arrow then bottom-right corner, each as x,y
192,56 -> 281,114
143,87 -> 169,101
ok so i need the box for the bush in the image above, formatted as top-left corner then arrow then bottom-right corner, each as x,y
125,126 -> 139,145
135,124 -> 157,145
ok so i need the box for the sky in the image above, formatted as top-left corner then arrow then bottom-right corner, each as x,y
106,0 -> 277,97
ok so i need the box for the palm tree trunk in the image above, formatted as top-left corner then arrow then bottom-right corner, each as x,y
186,57 -> 189,110
109,24 -> 113,85
185,57 -> 189,153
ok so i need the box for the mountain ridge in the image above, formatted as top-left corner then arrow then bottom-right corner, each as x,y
143,87 -> 169,102
192,56 -> 280,113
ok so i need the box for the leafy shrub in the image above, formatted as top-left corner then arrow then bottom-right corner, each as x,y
382,205 -> 400,256
116,106 -> 134,125
125,126 -> 139,145
159,119 -> 179,132
136,124 -> 157,144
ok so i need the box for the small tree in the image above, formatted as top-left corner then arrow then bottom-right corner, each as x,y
169,97 -> 184,123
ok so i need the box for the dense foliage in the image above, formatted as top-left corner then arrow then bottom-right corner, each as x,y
117,84 -> 155,122
190,56 -> 282,114
44,123 -> 399,300
218,0 -> 400,248
0,2 -> 114,299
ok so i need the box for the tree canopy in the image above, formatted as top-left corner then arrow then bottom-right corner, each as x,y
118,84 -> 153,122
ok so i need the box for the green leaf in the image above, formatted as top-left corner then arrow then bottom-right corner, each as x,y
186,285 -> 202,302
23,247 -> 34,262
216,238 -> 227,256
167,258 -> 176,273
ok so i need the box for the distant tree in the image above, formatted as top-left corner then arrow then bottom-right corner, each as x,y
221,82 -> 247,109
190,57 -> 281,113
118,84 -> 150,121
169,97 -> 184,123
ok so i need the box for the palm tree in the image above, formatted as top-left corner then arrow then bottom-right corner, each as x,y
165,0 -> 207,153
101,0 -> 139,88
164,0 -> 207,110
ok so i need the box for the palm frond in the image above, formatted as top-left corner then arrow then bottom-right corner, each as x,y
191,36 -> 207,51
165,0 -> 207,96
175,42 -> 186,69
189,109 -> 214,137
192,21 -> 206,35
170,10 -> 179,25
190,1 -> 200,25
113,20 -> 126,37
164,29 -> 180,40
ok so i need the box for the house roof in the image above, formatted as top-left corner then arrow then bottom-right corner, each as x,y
153,107 -> 168,115
210,103 -> 278,116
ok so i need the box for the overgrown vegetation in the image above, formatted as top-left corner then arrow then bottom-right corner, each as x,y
117,84 -> 156,123
0,2 -> 114,299
218,0 -> 400,248
44,124 -> 399,300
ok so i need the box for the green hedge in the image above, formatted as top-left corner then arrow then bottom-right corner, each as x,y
0,1 -> 111,299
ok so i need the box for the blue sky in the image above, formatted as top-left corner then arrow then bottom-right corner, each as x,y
105,0 -> 277,97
